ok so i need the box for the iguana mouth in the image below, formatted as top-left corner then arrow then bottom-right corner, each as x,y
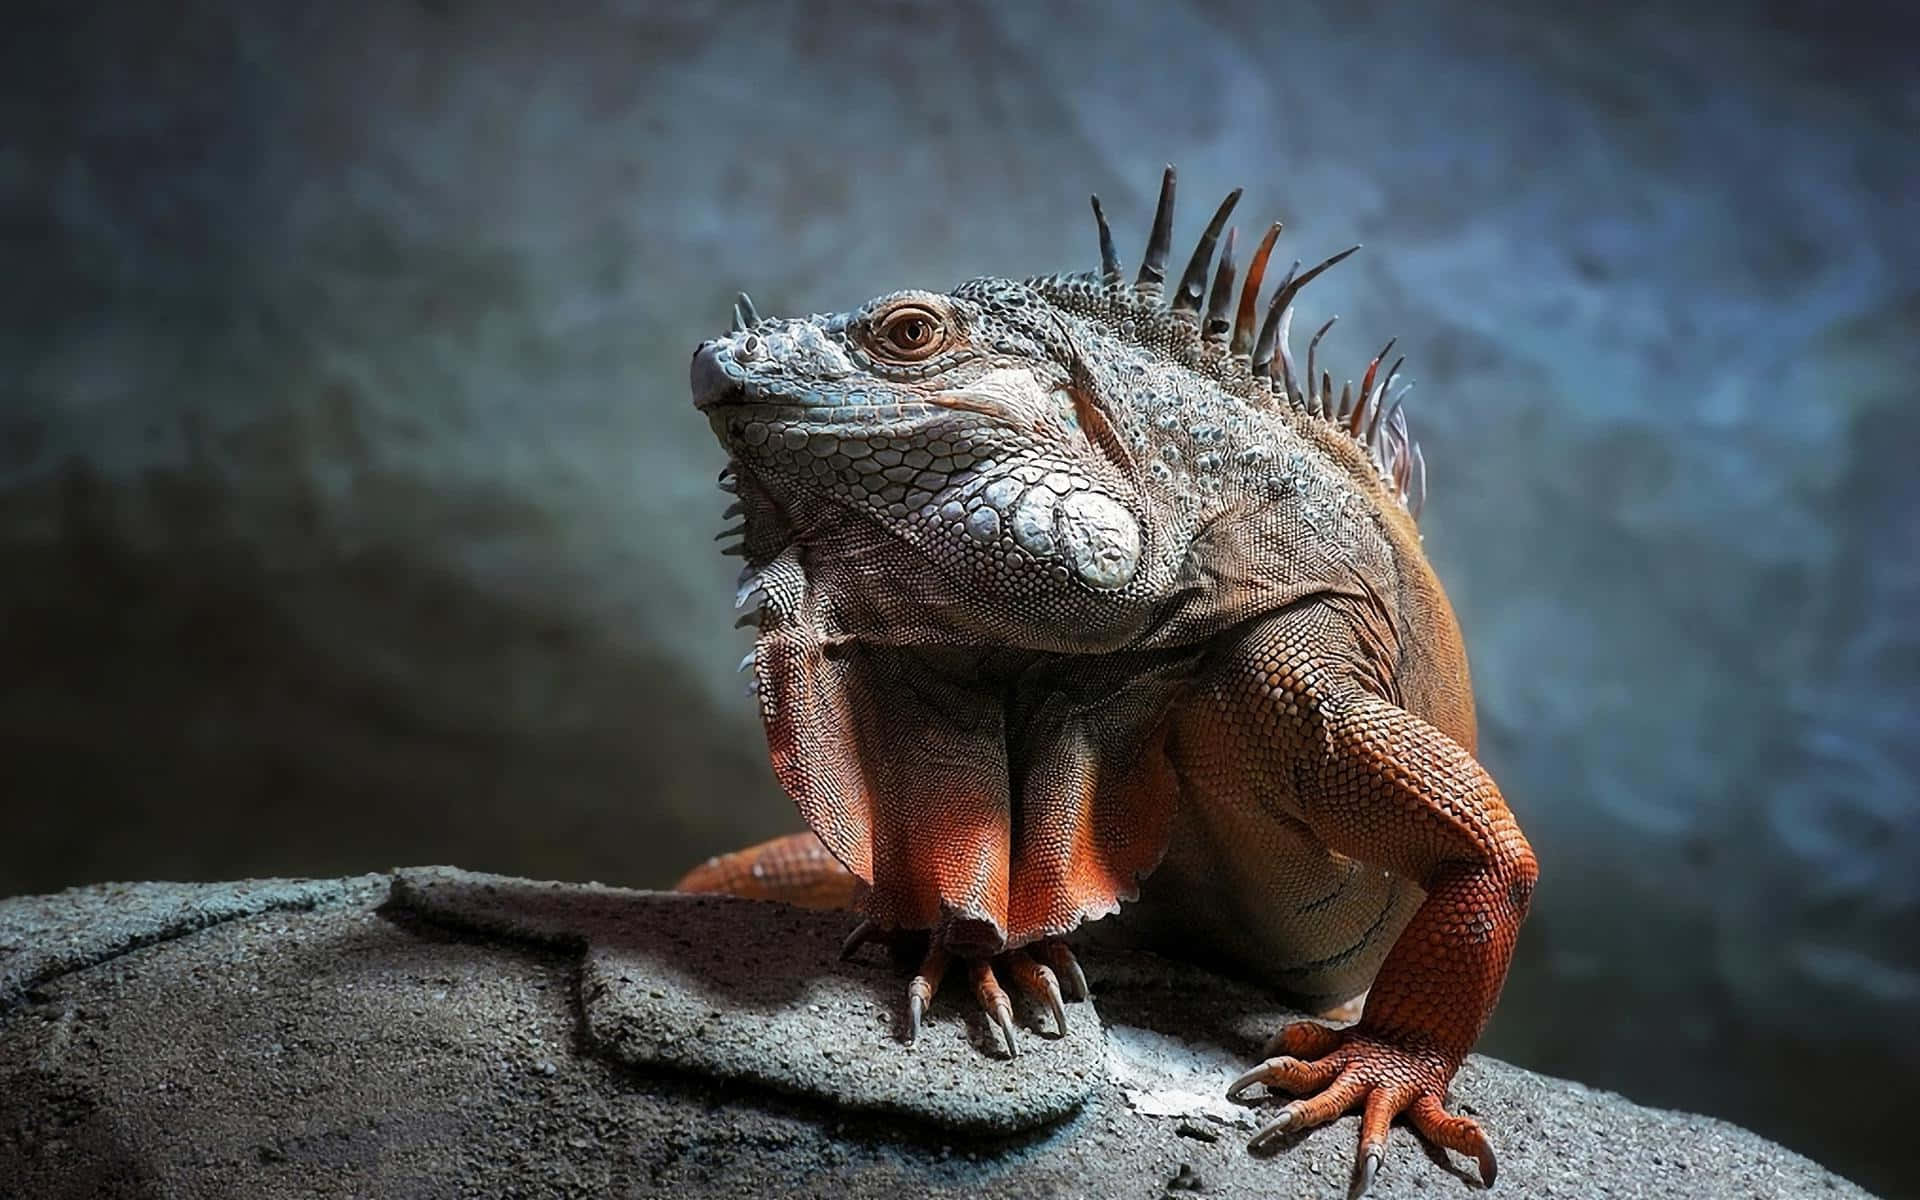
690,339 -> 752,411
695,339 -> 945,424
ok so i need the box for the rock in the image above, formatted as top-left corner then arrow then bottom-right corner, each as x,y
0,872 -> 1876,1199
391,867 -> 1102,1134
0,875 -> 390,1009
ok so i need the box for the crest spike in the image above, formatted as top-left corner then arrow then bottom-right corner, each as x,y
1275,304 -> 1299,404
1252,259 -> 1300,377
1231,222 -> 1283,359
1389,405 -> 1413,491
1358,338 -> 1396,410
1367,388 -> 1395,454
1202,226 -> 1239,342
1381,356 -> 1406,402
1270,244 -> 1360,317
1172,187 -> 1243,317
1306,315 -> 1338,414
1135,166 -> 1177,297
1090,195 -> 1122,282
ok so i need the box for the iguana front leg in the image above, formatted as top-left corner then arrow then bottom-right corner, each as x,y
739,612 -> 1109,1053
1182,606 -> 1537,1195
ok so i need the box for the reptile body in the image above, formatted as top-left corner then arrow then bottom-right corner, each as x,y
682,168 -> 1537,1197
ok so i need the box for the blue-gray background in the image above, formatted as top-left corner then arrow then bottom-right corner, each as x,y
3,1 -> 1915,1193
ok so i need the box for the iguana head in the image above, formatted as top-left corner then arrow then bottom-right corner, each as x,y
692,274 -> 1162,650
691,166 -> 1424,653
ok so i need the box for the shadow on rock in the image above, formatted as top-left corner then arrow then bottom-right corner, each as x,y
385,868 -> 1106,1136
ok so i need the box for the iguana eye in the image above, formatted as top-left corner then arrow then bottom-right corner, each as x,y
874,306 -> 946,361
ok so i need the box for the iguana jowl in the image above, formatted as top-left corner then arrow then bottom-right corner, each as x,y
684,167 -> 1537,1197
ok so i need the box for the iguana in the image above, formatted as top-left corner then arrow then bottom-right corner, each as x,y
682,167 -> 1537,1198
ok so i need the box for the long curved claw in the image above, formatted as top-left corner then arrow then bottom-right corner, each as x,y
969,958 -> 1020,1057
1249,1104 -> 1296,1149
905,945 -> 949,1044
1227,1063 -> 1266,1103
1348,1149 -> 1382,1200
1035,938 -> 1090,1001
1229,1060 -> 1274,1102
840,917 -> 880,961
1227,1053 -> 1341,1102
1407,1093 -> 1496,1186
1002,950 -> 1068,1036
1248,1069 -> 1369,1147
1349,1085 -> 1408,1198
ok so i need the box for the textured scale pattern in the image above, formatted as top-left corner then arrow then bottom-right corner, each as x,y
677,829 -> 861,912
682,167 -> 1536,1198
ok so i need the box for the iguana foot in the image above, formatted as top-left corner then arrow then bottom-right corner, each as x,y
894,936 -> 1086,1054
1228,1020 -> 1495,1198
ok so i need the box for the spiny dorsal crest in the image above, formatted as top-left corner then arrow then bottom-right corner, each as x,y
1037,166 -> 1426,519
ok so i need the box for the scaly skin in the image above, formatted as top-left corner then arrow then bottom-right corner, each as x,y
678,829 -> 861,911
683,167 -> 1536,1197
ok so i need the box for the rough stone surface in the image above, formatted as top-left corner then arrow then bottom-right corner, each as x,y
0,873 -> 1875,1199
0,875 -> 388,1010
391,867 -> 1102,1133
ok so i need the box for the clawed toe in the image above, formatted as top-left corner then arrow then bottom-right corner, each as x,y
1002,950 -> 1067,1037
968,957 -> 1020,1055
1407,1094 -> 1496,1186
1347,1149 -> 1381,1200
839,917 -> 880,961
885,930 -> 1089,1052
1228,1023 -> 1495,1197
1034,938 -> 1090,1001
905,944 -> 949,1043
1249,1102 -> 1298,1148
1228,1053 -> 1342,1101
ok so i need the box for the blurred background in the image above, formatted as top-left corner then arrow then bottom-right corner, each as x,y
3,0 -> 1915,1193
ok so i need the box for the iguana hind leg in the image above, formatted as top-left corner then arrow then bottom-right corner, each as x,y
1184,607 -> 1537,1195
675,830 -> 861,910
